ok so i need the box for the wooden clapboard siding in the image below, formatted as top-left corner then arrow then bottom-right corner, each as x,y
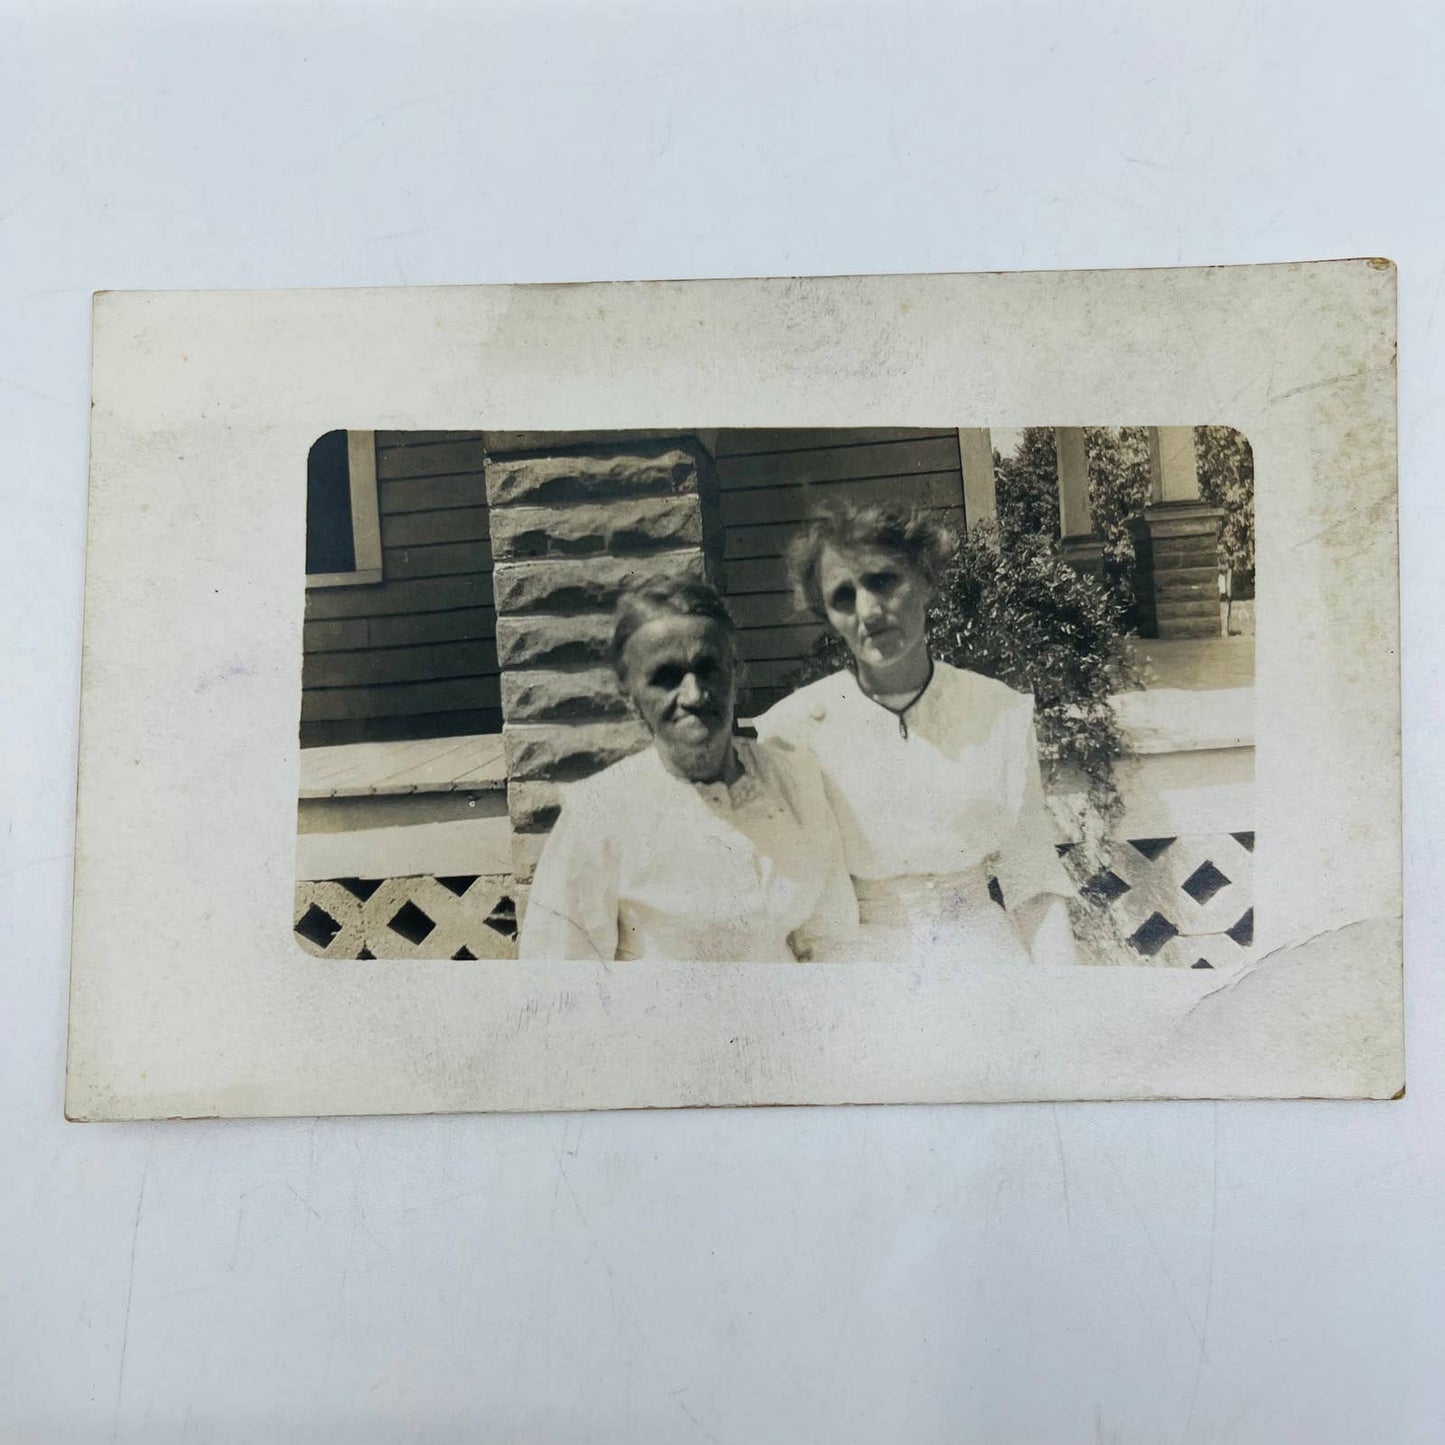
714,428 -> 964,715
718,473 -> 963,527
302,675 -> 502,722
301,709 -> 503,749
302,433 -> 500,746
379,472 -> 489,515
385,539 -> 495,581
381,506 -> 492,547
715,427 -> 954,457
736,624 -> 825,662
715,436 -> 960,491
304,640 -> 497,690
376,438 -> 493,480
302,608 -> 497,654
305,573 -> 494,620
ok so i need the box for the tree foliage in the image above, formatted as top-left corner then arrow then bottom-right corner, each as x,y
993,427 -> 1060,543
1194,426 -> 1255,592
1084,426 -> 1152,616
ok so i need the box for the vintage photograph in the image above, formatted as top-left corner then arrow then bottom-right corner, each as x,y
294,424 -> 1256,971
68,263 -> 1397,1118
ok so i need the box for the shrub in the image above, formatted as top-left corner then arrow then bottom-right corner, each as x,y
1194,425 -> 1255,596
993,427 -> 1061,542
1084,425 -> 1152,619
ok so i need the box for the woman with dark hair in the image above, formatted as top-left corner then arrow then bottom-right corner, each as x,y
755,503 -> 1079,968
518,575 -> 858,962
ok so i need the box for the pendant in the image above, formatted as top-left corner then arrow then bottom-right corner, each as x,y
899,715 -> 909,740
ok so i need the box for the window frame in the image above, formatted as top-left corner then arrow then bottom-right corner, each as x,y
305,429 -> 384,588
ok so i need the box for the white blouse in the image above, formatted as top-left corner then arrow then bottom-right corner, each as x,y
518,737 -> 859,963
754,662 -> 1073,910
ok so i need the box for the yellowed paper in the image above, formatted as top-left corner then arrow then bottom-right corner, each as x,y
68,261 -> 1401,1118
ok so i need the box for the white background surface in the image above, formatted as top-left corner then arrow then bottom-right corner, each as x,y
1,2 -> 1440,1440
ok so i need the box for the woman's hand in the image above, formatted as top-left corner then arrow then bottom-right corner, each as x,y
1011,894 -> 1079,968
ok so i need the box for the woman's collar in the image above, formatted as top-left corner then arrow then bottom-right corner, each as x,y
684,736 -> 764,807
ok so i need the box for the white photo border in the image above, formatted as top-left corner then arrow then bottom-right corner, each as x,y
68,262 -> 1402,1119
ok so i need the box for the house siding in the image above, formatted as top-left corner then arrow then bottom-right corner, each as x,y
300,432 -> 502,746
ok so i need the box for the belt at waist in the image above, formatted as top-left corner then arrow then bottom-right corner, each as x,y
851,867 -> 999,927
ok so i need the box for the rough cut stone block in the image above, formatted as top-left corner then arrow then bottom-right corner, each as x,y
495,613 -> 615,669
512,882 -> 532,931
504,720 -> 650,782
487,445 -> 701,509
500,666 -> 628,722
493,550 -> 705,617
489,495 -> 703,560
508,780 -> 563,834
511,830 -> 547,885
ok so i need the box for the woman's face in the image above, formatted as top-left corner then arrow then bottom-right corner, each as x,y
816,543 -> 932,677
619,613 -> 739,782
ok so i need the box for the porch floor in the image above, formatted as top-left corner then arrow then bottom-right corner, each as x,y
1125,635 -> 1255,693
298,733 -> 507,799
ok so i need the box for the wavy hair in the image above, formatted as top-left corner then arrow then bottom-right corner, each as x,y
784,502 -> 959,619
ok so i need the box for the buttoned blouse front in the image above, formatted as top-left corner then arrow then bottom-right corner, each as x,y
754,662 -> 1072,908
518,737 -> 859,963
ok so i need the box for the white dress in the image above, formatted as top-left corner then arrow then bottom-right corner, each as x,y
754,663 -> 1074,964
517,737 -> 860,963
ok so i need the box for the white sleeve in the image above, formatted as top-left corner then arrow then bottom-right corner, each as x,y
989,698 -> 1076,910
751,690 -> 805,748
516,780 -> 620,962
776,744 -> 860,961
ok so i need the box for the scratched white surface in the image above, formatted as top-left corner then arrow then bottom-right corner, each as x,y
3,3 -> 1443,1441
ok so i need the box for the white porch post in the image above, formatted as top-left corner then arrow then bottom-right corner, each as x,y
957,428 -> 996,530
1055,426 -> 1104,577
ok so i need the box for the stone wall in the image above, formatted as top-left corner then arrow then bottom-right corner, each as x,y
484,437 -> 718,893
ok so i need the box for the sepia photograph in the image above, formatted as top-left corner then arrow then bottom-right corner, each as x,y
66,261 -> 1398,1120
294,424 -> 1255,973
14,7 -> 1438,1438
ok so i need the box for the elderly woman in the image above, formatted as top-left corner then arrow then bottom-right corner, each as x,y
754,503 -> 1079,968
518,576 -> 858,962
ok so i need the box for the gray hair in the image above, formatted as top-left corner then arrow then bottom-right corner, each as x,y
609,575 -> 740,681
785,502 -> 958,618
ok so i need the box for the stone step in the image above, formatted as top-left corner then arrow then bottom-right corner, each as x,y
1150,601 -> 1219,624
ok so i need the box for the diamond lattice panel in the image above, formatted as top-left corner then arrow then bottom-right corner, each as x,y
292,882 -> 367,960
295,875 -> 519,960
1109,833 -> 1255,941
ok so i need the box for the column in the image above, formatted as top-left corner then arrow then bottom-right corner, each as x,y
1129,426 -> 1224,639
485,437 -> 715,890
1054,426 -> 1104,579
957,428 -> 996,530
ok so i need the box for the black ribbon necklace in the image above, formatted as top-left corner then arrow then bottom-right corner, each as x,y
857,655 -> 935,739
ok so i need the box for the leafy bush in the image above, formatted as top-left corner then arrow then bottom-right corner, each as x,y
792,520 -> 1138,819
1194,426 -> 1255,595
994,427 -> 1061,542
1084,426 -> 1152,618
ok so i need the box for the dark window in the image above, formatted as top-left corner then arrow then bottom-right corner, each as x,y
306,430 -> 357,575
